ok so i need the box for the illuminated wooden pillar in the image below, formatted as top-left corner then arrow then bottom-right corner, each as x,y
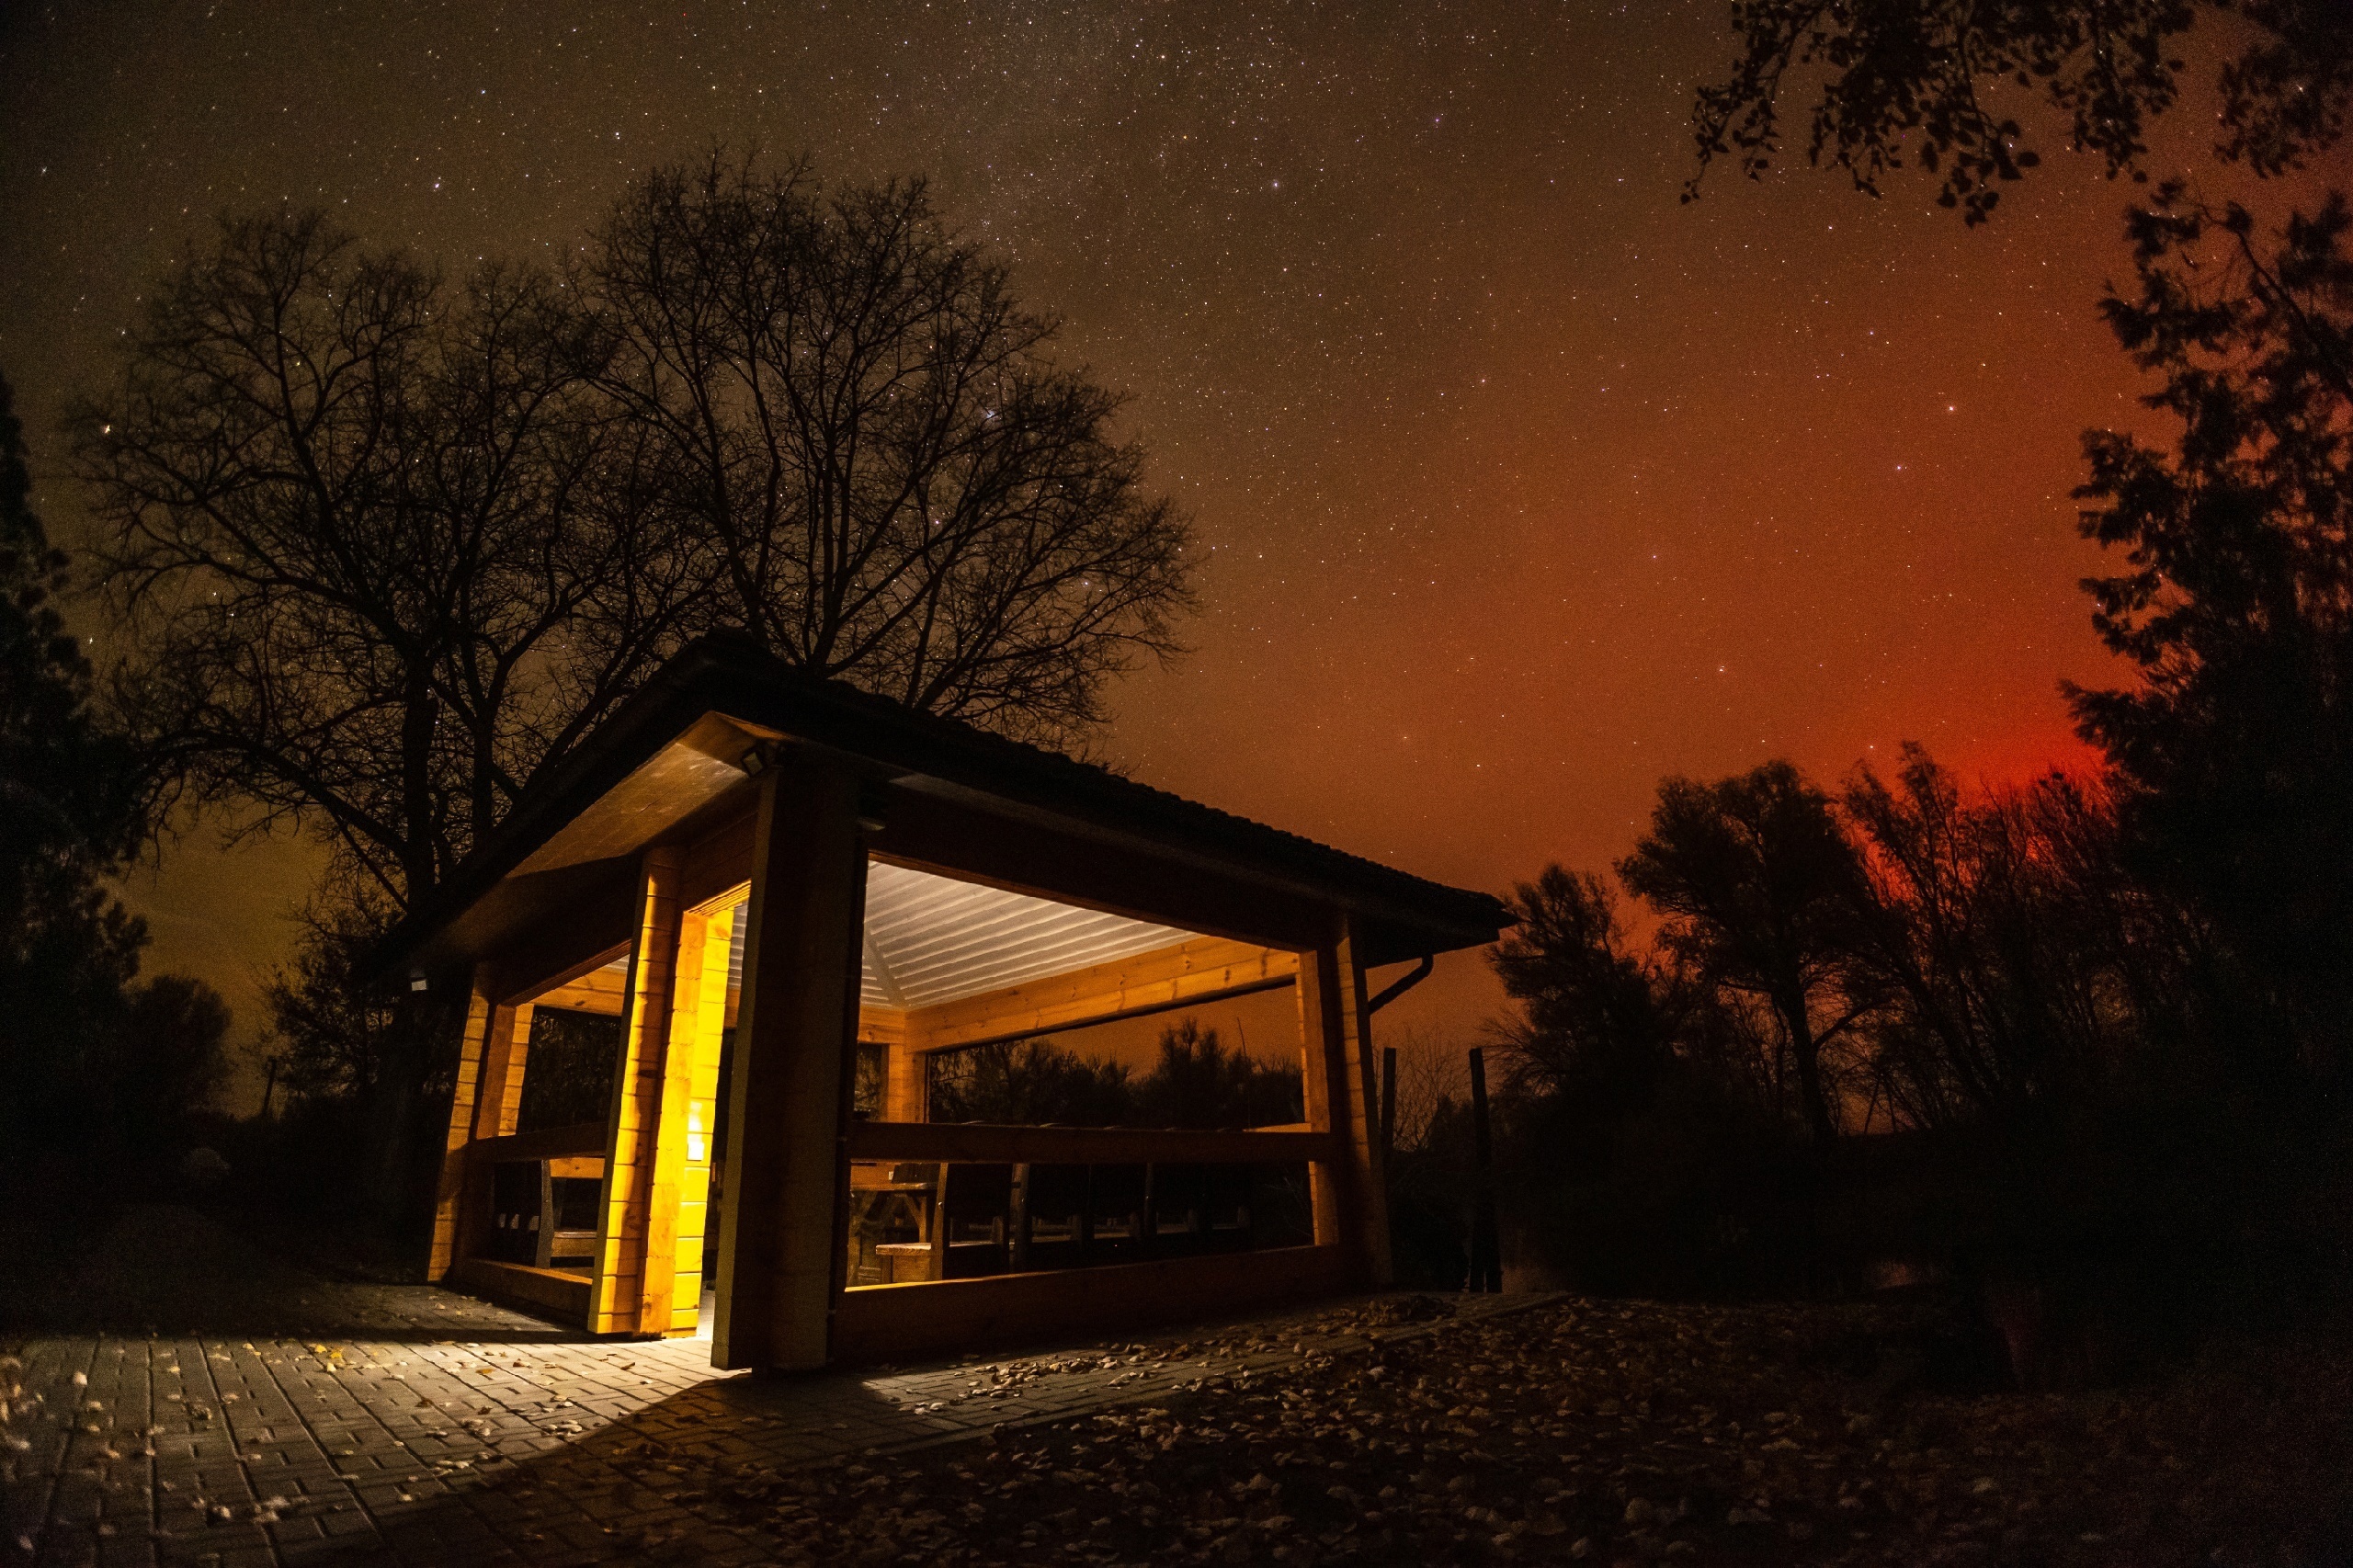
674,902 -> 734,1332
472,1002 -> 535,1140
1297,915 -> 1392,1286
590,847 -> 685,1335
638,901 -> 733,1336
428,965 -> 497,1282
712,750 -> 869,1371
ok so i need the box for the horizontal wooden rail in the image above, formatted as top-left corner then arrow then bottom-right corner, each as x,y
847,1119 -> 1336,1166
465,1122 -> 608,1165
833,1244 -> 1350,1364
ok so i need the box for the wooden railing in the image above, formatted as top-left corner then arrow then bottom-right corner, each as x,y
845,1119 -> 1336,1166
463,1121 -> 607,1165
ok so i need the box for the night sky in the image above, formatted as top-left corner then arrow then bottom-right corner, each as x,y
2,1 -> 2235,1091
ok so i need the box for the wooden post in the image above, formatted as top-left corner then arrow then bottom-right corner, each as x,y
711,751 -> 870,1371
927,1165 -> 951,1281
1009,1163 -> 1032,1271
472,1002 -> 535,1141
1296,917 -> 1392,1286
883,1041 -> 924,1122
1295,947 -> 1349,1254
1380,1045 -> 1398,1165
1466,1045 -> 1503,1293
427,965 -> 497,1282
1335,917 -> 1393,1285
590,847 -> 685,1335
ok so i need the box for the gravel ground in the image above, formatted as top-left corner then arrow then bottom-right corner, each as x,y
647,1294 -> 2353,1566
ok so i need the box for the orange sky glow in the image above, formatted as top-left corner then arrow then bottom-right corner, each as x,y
3,1 -> 2292,1097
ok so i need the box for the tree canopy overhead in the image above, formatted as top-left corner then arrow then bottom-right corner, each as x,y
1688,0 -> 2351,223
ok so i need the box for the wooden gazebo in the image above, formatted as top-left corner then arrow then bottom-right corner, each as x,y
381,632 -> 1508,1371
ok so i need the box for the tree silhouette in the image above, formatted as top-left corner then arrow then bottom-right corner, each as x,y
2066,192 -> 2353,1074
71,210 -> 687,911
1689,1 -> 2349,223
1489,867 -> 1680,1111
591,153 -> 1195,747
1618,762 -> 1871,1144
0,368 -> 151,1165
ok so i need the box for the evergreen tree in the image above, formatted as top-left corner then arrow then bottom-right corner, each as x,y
0,367 -> 152,1161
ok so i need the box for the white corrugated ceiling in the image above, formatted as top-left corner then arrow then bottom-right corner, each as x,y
712,859 -> 1198,1012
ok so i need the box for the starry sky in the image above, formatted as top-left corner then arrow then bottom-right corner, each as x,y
2,1 -> 2242,1094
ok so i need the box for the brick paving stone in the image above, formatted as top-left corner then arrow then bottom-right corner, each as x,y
6,1206 -> 1540,1566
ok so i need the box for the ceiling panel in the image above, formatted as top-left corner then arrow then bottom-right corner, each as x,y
719,858 -> 1198,1013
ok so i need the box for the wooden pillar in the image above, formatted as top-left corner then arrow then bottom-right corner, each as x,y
428,966 -> 496,1282
1296,916 -> 1392,1285
656,902 -> 733,1335
590,847 -> 685,1335
1295,946 -> 1348,1254
1334,916 -> 1393,1284
711,751 -> 869,1371
472,1002 -> 535,1140
883,1041 -> 924,1122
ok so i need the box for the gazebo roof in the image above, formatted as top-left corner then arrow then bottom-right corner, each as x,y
378,631 -> 1510,983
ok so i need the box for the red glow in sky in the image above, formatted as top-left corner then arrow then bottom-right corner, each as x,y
0,2 -> 2239,1081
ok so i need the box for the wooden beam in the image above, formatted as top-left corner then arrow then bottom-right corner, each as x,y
712,750 -> 869,1371
589,847 -> 684,1335
428,965 -> 497,1283
447,1256 -> 592,1326
900,936 -> 1297,1053
485,898 -> 634,1010
848,1120 -> 1337,1167
532,965 -> 629,1017
830,1244 -> 1348,1365
464,1122 -> 608,1164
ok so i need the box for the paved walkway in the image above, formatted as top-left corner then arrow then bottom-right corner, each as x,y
3,1208 -> 1527,1567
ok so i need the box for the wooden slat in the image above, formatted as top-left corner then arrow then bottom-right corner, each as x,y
847,1120 -> 1336,1167
904,937 -> 1298,1053
831,1244 -> 1348,1364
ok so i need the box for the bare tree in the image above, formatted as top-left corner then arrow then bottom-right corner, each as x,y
70,210 -> 689,911
591,153 -> 1194,745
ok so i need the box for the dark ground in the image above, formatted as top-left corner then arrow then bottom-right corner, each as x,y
5,1201 -> 2350,1566
665,1293 -> 2353,1566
